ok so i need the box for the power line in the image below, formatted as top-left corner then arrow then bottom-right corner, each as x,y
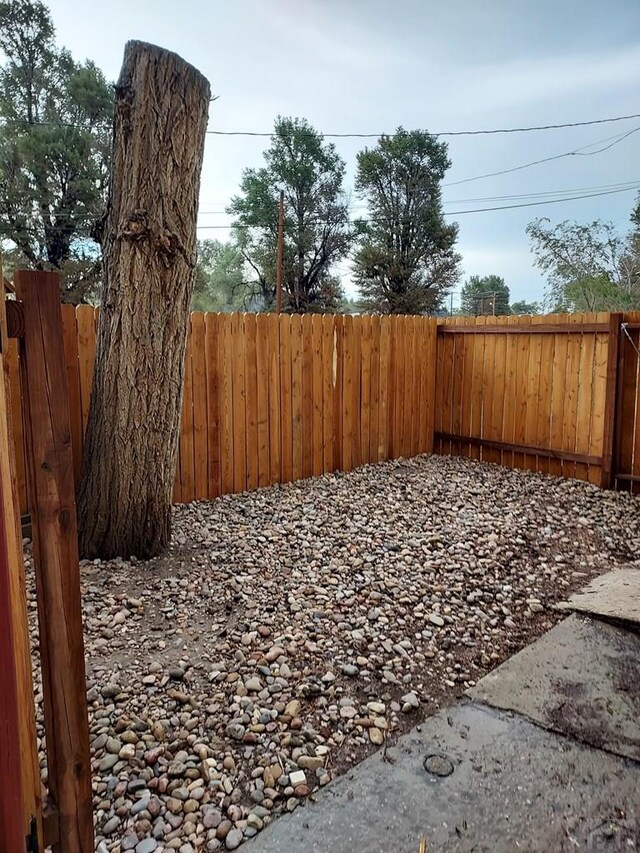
4,111 -> 640,139
14,179 -> 638,227
196,129 -> 640,209
443,126 -> 640,187
443,183 -> 640,215
198,183 -> 640,231
349,179 -> 640,208
194,182 -> 640,229
206,112 -> 640,138
194,179 -> 640,213
199,171 -> 635,216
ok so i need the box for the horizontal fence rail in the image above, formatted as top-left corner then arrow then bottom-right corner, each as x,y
7,306 -> 640,513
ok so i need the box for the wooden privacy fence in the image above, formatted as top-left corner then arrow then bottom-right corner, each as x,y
7,305 -> 640,514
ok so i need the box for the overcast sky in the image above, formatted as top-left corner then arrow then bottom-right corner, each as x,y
49,0 -> 640,307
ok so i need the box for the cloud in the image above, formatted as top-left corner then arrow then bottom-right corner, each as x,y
448,45 -> 640,116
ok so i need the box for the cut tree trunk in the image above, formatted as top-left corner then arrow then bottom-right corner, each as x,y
77,41 -> 210,559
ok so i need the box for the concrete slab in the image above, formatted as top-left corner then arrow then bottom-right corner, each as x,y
556,567 -> 640,624
248,702 -> 640,853
467,614 -> 640,761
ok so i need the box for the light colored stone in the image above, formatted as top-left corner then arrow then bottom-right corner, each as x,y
369,727 -> 384,745
289,769 -> 306,786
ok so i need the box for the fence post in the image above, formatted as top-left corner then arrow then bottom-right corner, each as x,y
14,270 -> 94,853
601,312 -> 622,489
0,275 -> 43,853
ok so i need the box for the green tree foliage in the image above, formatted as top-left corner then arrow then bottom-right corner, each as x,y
460,274 -> 511,316
0,0 -> 113,302
510,299 -> 540,315
192,239 -> 252,312
228,117 -> 353,313
338,294 -> 359,314
353,127 -> 460,315
527,212 -> 640,312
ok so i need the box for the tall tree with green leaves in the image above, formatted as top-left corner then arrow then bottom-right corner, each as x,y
228,116 -> 353,313
460,274 -> 511,316
353,127 -> 460,314
0,0 -> 113,302
192,239 -> 253,312
510,299 -> 540,315
527,215 -> 640,312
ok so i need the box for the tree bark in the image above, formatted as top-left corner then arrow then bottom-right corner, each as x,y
77,41 -> 210,559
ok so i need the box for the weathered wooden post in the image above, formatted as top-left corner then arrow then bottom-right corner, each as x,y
601,312 -> 622,489
0,272 -> 43,853
15,269 -> 94,853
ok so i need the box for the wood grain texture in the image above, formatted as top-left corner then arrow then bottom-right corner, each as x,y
204,313 -> 221,498
548,314 -> 568,478
342,314 -> 355,472
378,316 -> 390,460
321,315 -> 334,472
231,312 -> 247,493
255,314 -> 270,488
360,315 -> 372,463
5,338 -> 27,513
513,315 -> 532,471
332,315 -> 344,471
219,314 -> 234,495
179,325 -> 195,501
291,314 -> 304,481
267,313 -> 281,485
76,43 -> 210,558
621,312 -> 640,492
279,314 -> 293,483
16,270 -> 93,852
191,313 -> 208,500
75,305 -> 97,435
244,314 -> 259,492
524,319 -> 543,472
601,313 -> 623,488
588,312 -> 609,486
61,305 -> 83,487
301,314 -> 314,480
311,314 -> 324,477
369,316 -> 381,461
0,273 -> 43,853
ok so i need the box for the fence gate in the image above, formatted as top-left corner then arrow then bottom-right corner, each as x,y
433,313 -> 623,488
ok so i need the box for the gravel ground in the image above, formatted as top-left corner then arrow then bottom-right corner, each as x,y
26,454 -> 640,853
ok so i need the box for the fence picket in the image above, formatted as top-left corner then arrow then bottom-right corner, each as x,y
266,314 -> 281,486
191,313 -> 208,500
256,314 -> 270,488
342,314 -> 355,472
218,314 -> 234,495
369,315 -> 381,461
321,314 -> 334,473
205,314 -> 221,498
311,315 -> 324,477
301,314 -> 314,480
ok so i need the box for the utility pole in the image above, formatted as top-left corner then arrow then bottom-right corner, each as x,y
276,190 -> 284,314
